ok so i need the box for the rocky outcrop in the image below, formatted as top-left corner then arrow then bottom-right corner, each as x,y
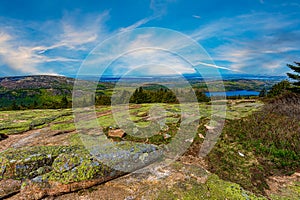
0,142 -> 161,199
0,75 -> 73,90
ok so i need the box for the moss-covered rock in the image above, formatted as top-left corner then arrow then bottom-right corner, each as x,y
156,171 -> 266,200
0,141 -> 162,199
44,152 -> 112,184
0,145 -> 89,180
206,174 -> 266,199
1,146 -> 57,180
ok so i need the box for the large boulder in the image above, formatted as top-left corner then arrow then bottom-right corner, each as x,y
0,142 -> 161,199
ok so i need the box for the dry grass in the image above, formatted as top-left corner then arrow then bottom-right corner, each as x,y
199,94 -> 300,195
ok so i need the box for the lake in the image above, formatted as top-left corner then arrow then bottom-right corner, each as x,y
205,90 -> 260,97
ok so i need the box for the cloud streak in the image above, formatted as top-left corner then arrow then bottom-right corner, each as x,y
150,0 -> 176,17
0,11 -> 110,75
190,12 -> 300,75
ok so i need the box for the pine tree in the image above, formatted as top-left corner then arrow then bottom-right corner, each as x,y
267,80 -> 291,97
287,62 -> 300,87
33,100 -> 38,108
61,96 -> 69,108
259,88 -> 267,97
11,100 -> 19,110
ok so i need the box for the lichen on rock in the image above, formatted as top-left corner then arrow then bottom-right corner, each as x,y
0,141 -> 162,199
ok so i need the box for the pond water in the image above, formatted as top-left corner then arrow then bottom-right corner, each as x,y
205,90 -> 260,97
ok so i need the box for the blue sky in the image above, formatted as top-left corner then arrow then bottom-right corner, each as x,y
0,0 -> 300,77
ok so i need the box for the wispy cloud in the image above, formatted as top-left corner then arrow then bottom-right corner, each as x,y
0,31 -> 55,74
190,12 -> 300,75
120,0 -> 176,32
195,62 -> 241,72
120,17 -> 153,32
83,27 -> 235,77
192,15 -> 201,19
0,11 -> 110,75
57,10 -> 109,49
150,0 -> 176,17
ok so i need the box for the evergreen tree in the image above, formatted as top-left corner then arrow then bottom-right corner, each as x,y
96,95 -> 111,105
287,62 -> 300,86
267,80 -> 291,97
259,88 -> 267,97
33,100 -> 38,108
61,96 -> 69,108
195,90 -> 210,102
11,100 -> 19,110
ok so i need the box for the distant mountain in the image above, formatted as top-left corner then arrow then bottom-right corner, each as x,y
0,75 -> 76,110
0,75 -> 113,110
0,75 -> 74,90
0,74 -> 284,110
68,73 -> 286,83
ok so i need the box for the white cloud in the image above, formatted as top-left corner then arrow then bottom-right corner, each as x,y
57,10 -> 109,49
111,49 -> 196,76
120,17 -> 153,32
0,11 -> 111,76
195,61 -> 241,72
82,28 -> 233,77
191,12 -> 296,42
120,0 -> 177,33
190,19 -> 231,41
150,0 -> 176,17
190,12 -> 300,75
192,15 -> 201,19
0,31 -> 47,74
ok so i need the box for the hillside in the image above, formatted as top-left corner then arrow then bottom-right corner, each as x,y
0,75 -> 282,110
0,75 -> 74,90
0,98 -> 299,199
0,75 -> 299,199
0,75 -> 72,109
0,75 -> 115,110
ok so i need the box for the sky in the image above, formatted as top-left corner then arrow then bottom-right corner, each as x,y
0,0 -> 300,77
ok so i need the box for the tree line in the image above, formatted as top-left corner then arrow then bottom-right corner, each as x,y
129,87 -> 209,104
5,61 -> 300,110
95,87 -> 210,106
259,61 -> 300,98
6,95 -> 71,110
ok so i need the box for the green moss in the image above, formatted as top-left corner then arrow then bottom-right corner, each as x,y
0,109 -> 72,134
270,181 -> 300,199
157,174 -> 266,200
135,121 -> 151,127
52,115 -> 74,123
206,174 -> 266,199
0,145 -> 83,180
291,182 -> 300,195
128,115 -> 142,122
165,117 -> 180,123
45,152 -> 112,184
69,133 -> 83,146
97,115 -> 116,128
50,123 -> 75,131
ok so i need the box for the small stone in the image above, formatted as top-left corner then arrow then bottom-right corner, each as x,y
185,138 -> 193,143
108,129 -> 126,138
125,196 -> 135,200
164,134 -> 171,139
31,176 -> 44,183
204,124 -> 215,130
238,152 -> 245,157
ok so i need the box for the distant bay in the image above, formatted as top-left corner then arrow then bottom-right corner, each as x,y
205,90 -> 260,97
